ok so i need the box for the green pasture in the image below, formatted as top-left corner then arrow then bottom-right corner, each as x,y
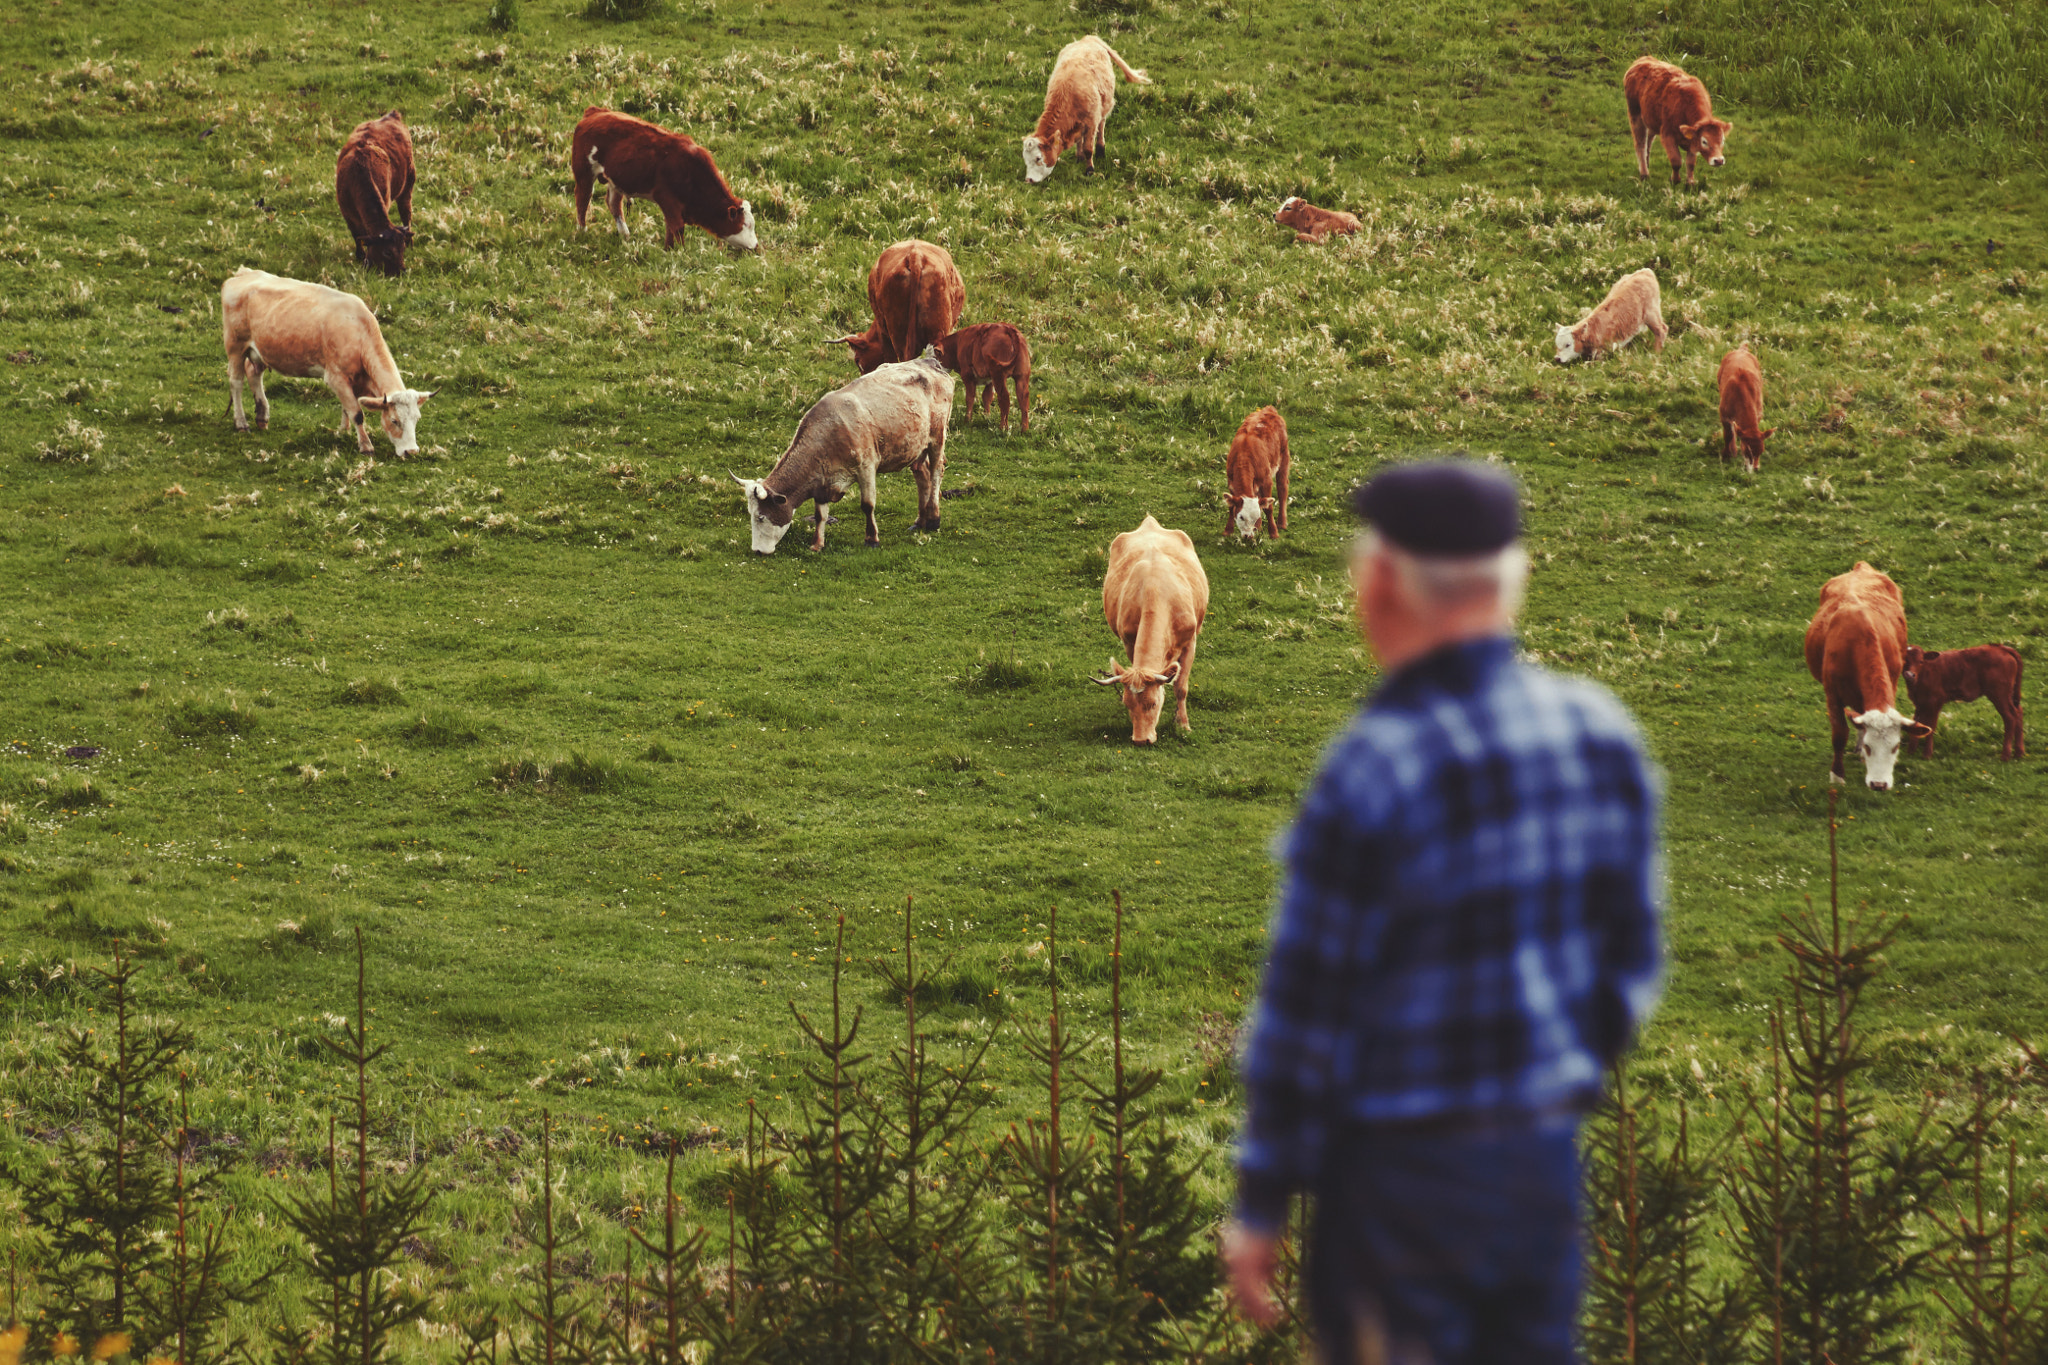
1,0 -> 2045,1331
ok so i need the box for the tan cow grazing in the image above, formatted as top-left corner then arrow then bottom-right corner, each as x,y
1716,345 -> 1774,472
1902,643 -> 2025,760
933,323 -> 1032,434
1093,516 -> 1209,745
1224,406 -> 1291,540
1624,57 -> 1731,187
221,267 -> 434,457
1803,562 -> 1931,790
570,107 -> 758,251
1021,35 -> 1150,184
1273,197 -> 1360,245
336,111 -> 414,277
1555,268 -> 1666,364
832,240 -> 966,375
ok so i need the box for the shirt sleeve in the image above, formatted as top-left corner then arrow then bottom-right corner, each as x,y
1235,735 -> 1390,1234
1583,729 -> 1667,1064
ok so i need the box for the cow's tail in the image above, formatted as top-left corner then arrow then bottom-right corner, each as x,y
1104,44 -> 1150,84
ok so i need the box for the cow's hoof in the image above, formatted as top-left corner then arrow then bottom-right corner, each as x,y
865,538 -> 882,548
233,423 -> 250,434
1828,771 -> 1845,786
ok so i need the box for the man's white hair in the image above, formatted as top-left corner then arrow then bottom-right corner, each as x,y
1357,528 -> 1529,617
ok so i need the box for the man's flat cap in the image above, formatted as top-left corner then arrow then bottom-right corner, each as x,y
1351,459 -> 1521,556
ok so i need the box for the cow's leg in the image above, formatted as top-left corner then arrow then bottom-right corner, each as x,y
1661,133 -> 1682,186
1173,636 -> 1198,732
812,497 -> 830,553
1721,420 -> 1735,462
1017,374 -> 1030,434
857,466 -> 882,546
246,355 -> 269,430
1914,703 -> 1942,759
1828,706 -> 1850,783
995,377 -> 1012,434
961,378 -> 978,422
1276,459 -> 1290,531
1685,148 -> 1697,187
327,377 -> 373,453
608,184 -> 630,238
397,168 -> 415,227
228,349 -> 250,432
1629,110 -> 1650,178
573,163 -> 594,231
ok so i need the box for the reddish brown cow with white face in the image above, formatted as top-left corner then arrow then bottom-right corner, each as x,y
1624,57 -> 1732,187
1223,406 -> 1290,540
570,107 -> 757,251
1902,643 -> 2025,760
336,111 -> 414,277
1093,516 -> 1209,745
832,240 -> 966,375
1803,562 -> 1930,790
933,323 -> 1032,433
1716,345 -> 1775,472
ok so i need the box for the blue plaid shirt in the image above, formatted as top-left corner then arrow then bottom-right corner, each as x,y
1235,635 -> 1665,1233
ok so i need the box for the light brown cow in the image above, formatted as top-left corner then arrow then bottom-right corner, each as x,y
570,107 -> 757,251
1273,197 -> 1360,245
1624,57 -> 1731,187
1093,515 -> 1209,744
1716,345 -> 1774,472
1555,268 -> 1666,364
221,267 -> 433,457
832,240 -> 966,375
1803,561 -> 1930,790
336,110 -> 414,277
1022,35 -> 1150,184
933,323 -> 1032,434
1224,406 -> 1290,540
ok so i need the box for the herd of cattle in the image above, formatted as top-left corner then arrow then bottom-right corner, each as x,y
210,35 -> 2023,766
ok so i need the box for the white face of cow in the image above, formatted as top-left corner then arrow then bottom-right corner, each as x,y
725,200 -> 758,251
1553,324 -> 1580,365
1232,496 -> 1264,539
1849,707 -> 1909,791
359,389 -> 433,457
1021,135 -> 1052,185
734,477 -> 794,554
1275,195 -> 1301,222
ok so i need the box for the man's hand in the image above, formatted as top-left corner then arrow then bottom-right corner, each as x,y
1221,1220 -> 1285,1326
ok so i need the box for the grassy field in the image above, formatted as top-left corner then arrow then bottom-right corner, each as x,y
2,0 -> 2045,1335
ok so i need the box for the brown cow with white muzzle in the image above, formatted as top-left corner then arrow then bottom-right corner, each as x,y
1093,515 -> 1209,744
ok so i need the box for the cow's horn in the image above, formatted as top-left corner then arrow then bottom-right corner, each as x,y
729,471 -> 751,487
827,333 -> 857,345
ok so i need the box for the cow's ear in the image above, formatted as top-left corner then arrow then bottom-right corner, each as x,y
1717,119 -> 1734,132
1758,427 -> 1775,440
359,395 -> 388,411
763,492 -> 788,508
1677,121 -> 1699,140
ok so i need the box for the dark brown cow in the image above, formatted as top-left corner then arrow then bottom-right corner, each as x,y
1902,643 -> 2025,760
570,107 -> 757,251
933,323 -> 1032,434
831,240 -> 966,375
336,111 -> 415,277
1223,406 -> 1290,540
1802,561 -> 1929,790
1624,57 -> 1731,187
1716,344 -> 1774,472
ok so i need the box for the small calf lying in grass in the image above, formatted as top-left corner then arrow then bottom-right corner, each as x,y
1223,406 -> 1290,540
1273,197 -> 1360,244
1902,643 -> 2025,760
1555,268 -> 1667,364
934,323 -> 1032,434
1716,344 -> 1775,472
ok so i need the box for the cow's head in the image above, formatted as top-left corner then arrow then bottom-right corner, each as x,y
720,199 -> 759,251
730,473 -> 793,554
1274,196 -> 1305,227
357,388 -> 433,457
1021,135 -> 1054,185
1553,324 -> 1584,365
829,329 -> 894,375
365,225 -> 413,277
1902,645 -> 1934,688
1091,657 -> 1180,745
1228,494 -> 1271,540
1844,706 -> 1932,791
1735,425 -> 1775,473
1678,118 -> 1732,167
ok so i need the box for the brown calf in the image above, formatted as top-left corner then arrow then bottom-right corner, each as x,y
570,107 -> 757,251
934,323 -> 1032,434
1716,345 -> 1774,472
1223,406 -> 1290,540
336,111 -> 414,277
1902,643 -> 2025,760
1273,197 -> 1360,245
1625,57 -> 1731,187
832,240 -> 966,375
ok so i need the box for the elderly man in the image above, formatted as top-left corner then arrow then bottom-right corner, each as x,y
1224,460 -> 1665,1364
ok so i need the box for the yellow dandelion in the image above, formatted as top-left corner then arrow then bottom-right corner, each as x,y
1,1324 -> 28,1365
92,1335 -> 131,1362
52,1333 -> 82,1359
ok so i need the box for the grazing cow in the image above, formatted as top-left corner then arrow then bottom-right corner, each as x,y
1902,643 -> 2025,760
1624,57 -> 1731,187
220,267 -> 434,457
831,240 -> 966,375
933,323 -> 1032,434
731,349 -> 952,554
1803,562 -> 1930,790
1273,196 -> 1360,245
1093,515 -> 1209,744
336,111 -> 414,277
570,107 -> 758,251
1716,345 -> 1774,472
1555,268 -> 1667,364
1223,406 -> 1291,541
1022,35 -> 1150,184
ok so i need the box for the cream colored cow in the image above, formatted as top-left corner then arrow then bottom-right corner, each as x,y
1092,515 -> 1209,744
